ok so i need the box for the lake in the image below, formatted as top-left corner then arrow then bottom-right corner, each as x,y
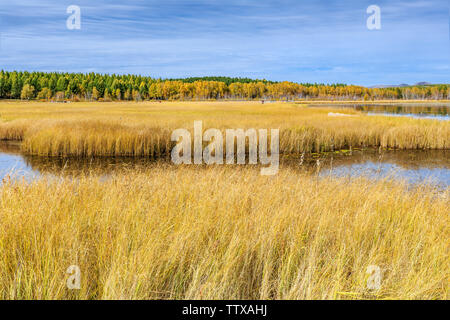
0,141 -> 448,188
311,103 -> 449,120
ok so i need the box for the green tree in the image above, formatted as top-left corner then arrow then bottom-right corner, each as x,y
56,76 -> 67,92
11,76 -> 21,98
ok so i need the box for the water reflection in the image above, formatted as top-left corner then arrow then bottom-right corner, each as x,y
312,104 -> 449,120
312,150 -> 450,188
0,142 -> 39,181
0,142 -> 448,187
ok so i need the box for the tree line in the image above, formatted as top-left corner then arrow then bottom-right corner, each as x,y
1,70 -> 449,101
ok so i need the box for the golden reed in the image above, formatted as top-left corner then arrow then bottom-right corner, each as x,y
0,167 -> 448,299
0,101 -> 447,157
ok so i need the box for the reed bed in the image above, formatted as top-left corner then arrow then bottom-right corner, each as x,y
0,166 -> 447,300
0,101 -> 447,156
18,119 -> 448,157
21,121 -> 173,157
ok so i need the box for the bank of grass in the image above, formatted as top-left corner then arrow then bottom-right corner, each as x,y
0,101 -> 448,156
0,166 -> 448,300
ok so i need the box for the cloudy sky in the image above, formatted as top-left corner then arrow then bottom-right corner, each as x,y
0,0 -> 448,86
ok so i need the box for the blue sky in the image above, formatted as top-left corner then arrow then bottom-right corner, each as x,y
0,0 -> 448,86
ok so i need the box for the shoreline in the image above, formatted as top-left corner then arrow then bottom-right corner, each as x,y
0,98 -> 449,105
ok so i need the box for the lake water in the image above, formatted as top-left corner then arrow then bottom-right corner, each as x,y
0,142 -> 448,188
313,150 -> 449,188
312,104 -> 449,120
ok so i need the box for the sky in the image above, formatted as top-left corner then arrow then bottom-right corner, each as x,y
0,0 -> 448,86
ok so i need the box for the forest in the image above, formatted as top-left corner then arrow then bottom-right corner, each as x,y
0,70 -> 449,102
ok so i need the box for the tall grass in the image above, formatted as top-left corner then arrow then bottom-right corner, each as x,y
21,121 -> 173,157
0,166 -> 448,300
0,101 -> 447,156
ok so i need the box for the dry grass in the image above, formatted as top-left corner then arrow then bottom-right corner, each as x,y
0,166 -> 448,300
0,101 -> 448,300
0,101 -> 448,156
